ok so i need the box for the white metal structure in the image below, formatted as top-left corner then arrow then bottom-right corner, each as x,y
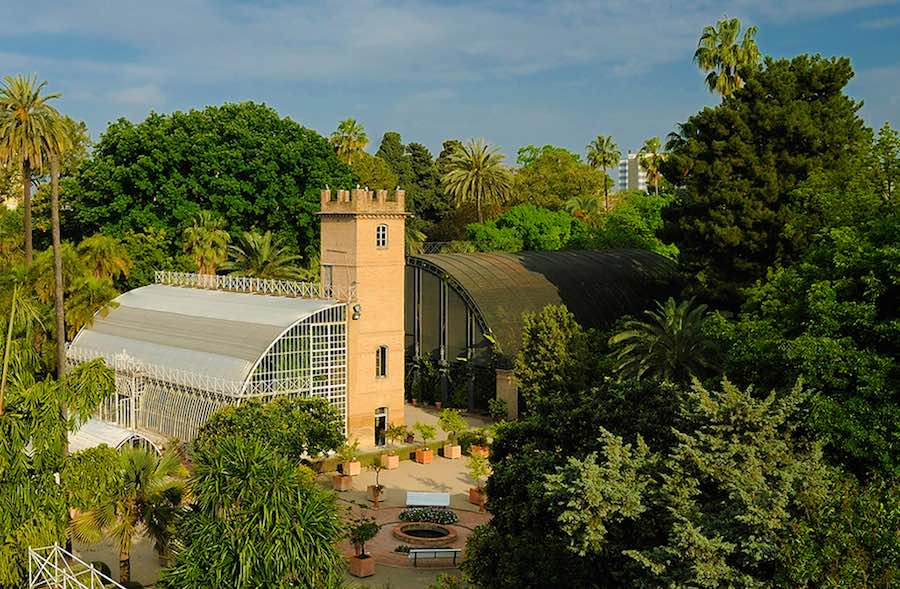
155,270 -> 356,300
67,275 -> 348,442
28,544 -> 126,589
69,418 -> 163,455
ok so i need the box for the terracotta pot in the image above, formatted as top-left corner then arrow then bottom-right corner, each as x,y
381,453 -> 400,469
435,401 -> 443,410
367,484 -> 384,502
443,444 -> 462,459
469,445 -> 489,458
411,399 -> 417,407
333,474 -> 353,492
348,555 -> 376,578
343,460 -> 361,476
469,487 -> 485,507
415,448 -> 434,464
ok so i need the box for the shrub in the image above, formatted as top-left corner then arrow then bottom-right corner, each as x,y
458,429 -> 489,452
488,398 -> 507,421
399,508 -> 460,525
438,409 -> 468,445
394,544 -> 411,553
349,517 -> 381,557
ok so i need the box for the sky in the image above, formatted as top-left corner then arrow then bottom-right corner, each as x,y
1,0 -> 898,159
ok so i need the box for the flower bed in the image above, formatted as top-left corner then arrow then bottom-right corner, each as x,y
398,507 -> 459,525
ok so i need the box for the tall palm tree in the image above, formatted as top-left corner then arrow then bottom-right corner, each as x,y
585,135 -> 620,211
639,137 -> 663,196
564,195 -> 603,222
0,75 -> 65,266
442,139 -> 512,224
71,447 -> 186,584
223,230 -> 304,280
182,211 -> 230,275
608,297 -> 718,384
330,118 -> 368,165
694,17 -> 761,98
76,234 -> 131,281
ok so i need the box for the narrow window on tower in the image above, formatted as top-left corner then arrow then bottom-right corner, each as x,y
376,224 -> 388,248
376,346 -> 388,378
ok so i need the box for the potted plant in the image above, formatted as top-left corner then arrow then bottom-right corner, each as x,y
467,429 -> 490,458
413,422 -> 436,464
348,517 -> 381,578
381,424 -> 407,469
338,439 -> 361,476
438,409 -> 466,460
467,453 -> 491,511
367,460 -> 386,509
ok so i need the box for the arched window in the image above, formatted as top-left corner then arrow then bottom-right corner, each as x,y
376,345 -> 388,378
376,224 -> 388,248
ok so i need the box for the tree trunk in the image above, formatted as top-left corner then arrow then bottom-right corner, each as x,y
50,154 -> 66,379
476,192 -> 483,224
0,286 -> 17,417
604,182 -> 609,212
119,547 -> 131,584
22,158 -> 32,267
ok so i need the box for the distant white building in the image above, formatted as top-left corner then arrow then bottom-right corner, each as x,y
617,152 -> 649,193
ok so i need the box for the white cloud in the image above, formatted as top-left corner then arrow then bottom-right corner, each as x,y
859,15 -> 900,28
110,84 -> 165,107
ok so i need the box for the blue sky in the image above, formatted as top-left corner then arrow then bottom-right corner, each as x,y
1,0 -> 898,159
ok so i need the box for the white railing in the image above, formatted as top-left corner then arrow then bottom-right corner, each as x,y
29,544 -> 126,589
154,271 -> 355,300
66,346 -> 313,399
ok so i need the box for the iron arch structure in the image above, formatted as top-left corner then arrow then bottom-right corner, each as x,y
68,273 -> 348,443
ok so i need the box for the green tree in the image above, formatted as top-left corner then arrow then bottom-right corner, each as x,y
581,190 -> 679,258
608,297 -> 718,384
585,134 -> 620,211
375,131 -> 412,187
872,121 -> 899,202
120,228 -> 180,290
350,151 -> 398,190
0,75 -> 65,266
193,397 -> 344,462
158,437 -> 343,588
512,145 -> 605,211
76,234 -> 131,280
467,204 -> 579,252
694,17 -> 761,97
661,55 -> 870,306
223,230 -> 305,280
442,139 -> 512,224
64,102 -> 353,259
637,137 -> 662,196
182,211 -> 230,275
0,356 -> 115,587
71,447 -> 186,583
329,117 -> 368,165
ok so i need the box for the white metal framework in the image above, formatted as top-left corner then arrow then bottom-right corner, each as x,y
28,545 -> 126,589
155,270 -> 356,301
68,300 -> 348,442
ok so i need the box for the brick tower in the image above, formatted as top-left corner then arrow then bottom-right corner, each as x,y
318,188 -> 407,446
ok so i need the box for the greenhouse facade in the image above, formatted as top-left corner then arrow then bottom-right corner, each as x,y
68,272 -> 348,444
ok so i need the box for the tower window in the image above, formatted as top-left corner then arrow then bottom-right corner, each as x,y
376,224 -> 388,248
376,346 -> 388,378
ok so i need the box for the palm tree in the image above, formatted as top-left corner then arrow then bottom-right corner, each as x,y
586,134 -> 620,211
406,224 -> 426,255
442,139 -> 512,224
76,234 -> 131,281
564,195 -> 603,221
608,297 -> 718,383
694,17 -> 761,98
0,283 -> 43,416
71,446 -> 186,584
639,137 -> 663,196
223,230 -> 304,280
330,118 -> 368,165
0,75 -> 65,266
182,211 -> 230,275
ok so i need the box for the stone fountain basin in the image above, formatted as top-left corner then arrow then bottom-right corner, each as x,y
391,522 -> 458,548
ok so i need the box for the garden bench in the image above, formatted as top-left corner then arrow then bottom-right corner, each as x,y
408,548 -> 462,567
406,491 -> 451,508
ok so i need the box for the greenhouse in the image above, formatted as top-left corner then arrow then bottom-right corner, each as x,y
406,249 -> 678,364
67,272 -> 348,443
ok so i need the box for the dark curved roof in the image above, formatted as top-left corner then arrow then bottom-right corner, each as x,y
408,249 -> 678,357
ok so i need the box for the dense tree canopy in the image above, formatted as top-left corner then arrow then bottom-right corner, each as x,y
662,55 -> 870,306
512,145 -> 606,210
467,204 -> 581,252
63,102 -> 354,259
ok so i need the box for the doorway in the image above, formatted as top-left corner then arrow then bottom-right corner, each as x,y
374,407 -> 388,446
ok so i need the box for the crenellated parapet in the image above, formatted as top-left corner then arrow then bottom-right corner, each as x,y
319,187 -> 407,215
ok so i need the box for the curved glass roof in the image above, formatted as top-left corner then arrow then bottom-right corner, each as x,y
71,284 -> 341,383
408,249 -> 678,356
